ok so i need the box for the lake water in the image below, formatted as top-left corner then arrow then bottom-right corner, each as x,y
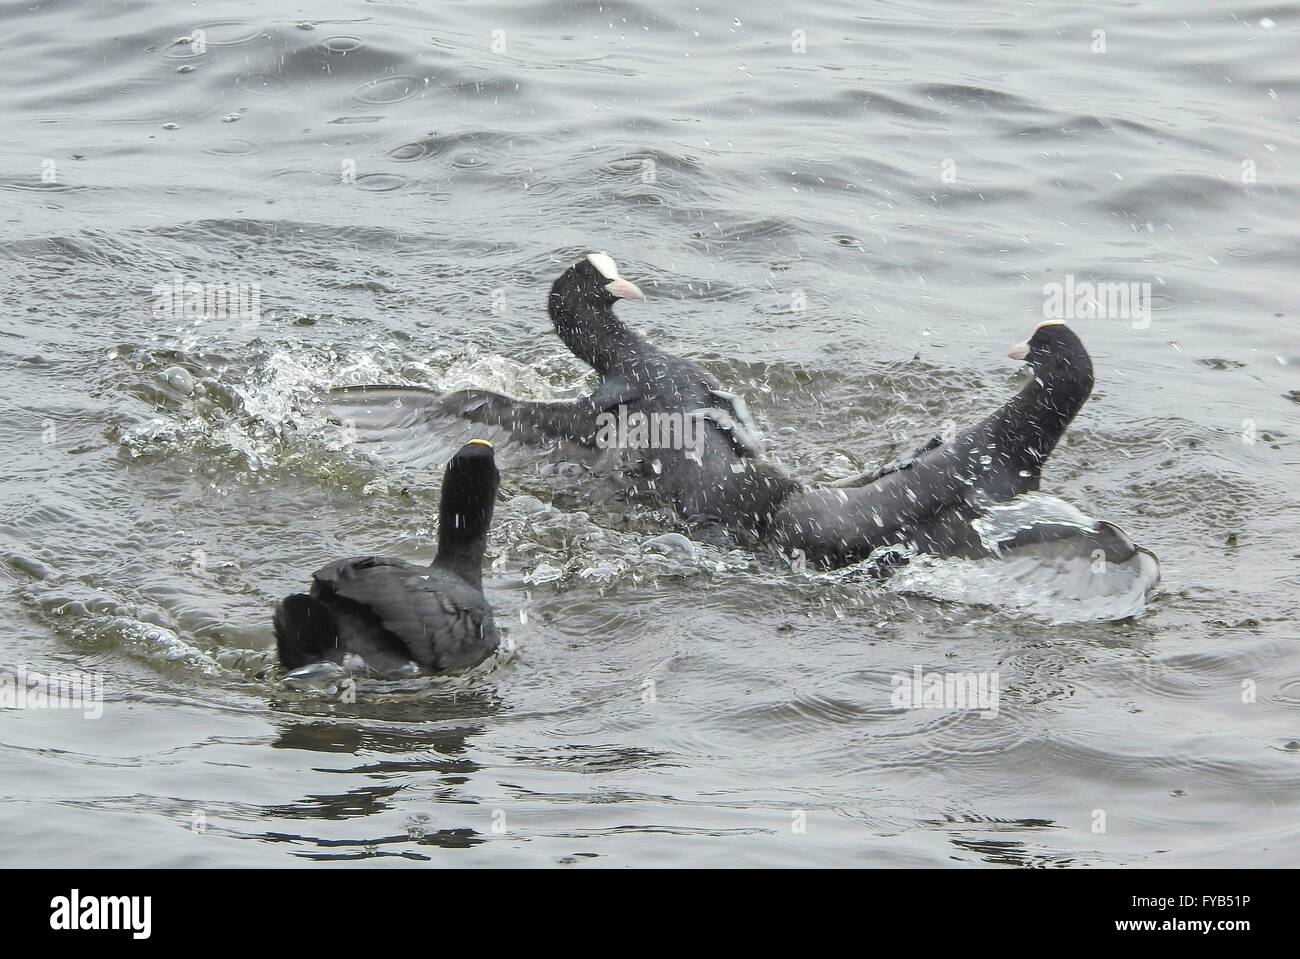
1,0 -> 1297,867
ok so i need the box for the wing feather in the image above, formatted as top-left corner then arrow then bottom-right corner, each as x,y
312,556 -> 497,671
326,384 -> 629,471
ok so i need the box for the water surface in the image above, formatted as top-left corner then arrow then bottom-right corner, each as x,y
1,0 -> 1298,866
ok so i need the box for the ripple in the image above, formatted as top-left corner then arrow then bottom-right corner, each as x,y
912,82 -> 1037,113
235,73 -> 292,97
592,149 -> 701,181
443,74 -> 525,98
1100,174 -> 1237,219
387,140 -> 441,161
157,40 -> 204,63
597,158 -> 650,178
353,173 -> 409,193
853,89 -> 945,121
1006,113 -> 1176,144
1272,677 -> 1300,707
1147,290 -> 1176,313
0,179 -> 79,195
352,74 -> 423,105
202,138 -> 259,157
194,21 -> 266,46
15,577 -> 228,678
686,217 -> 793,244
732,692 -> 878,730
323,36 -> 365,55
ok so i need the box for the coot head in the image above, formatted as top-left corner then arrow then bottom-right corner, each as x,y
547,253 -> 643,368
439,439 -> 500,549
1008,320 -> 1093,384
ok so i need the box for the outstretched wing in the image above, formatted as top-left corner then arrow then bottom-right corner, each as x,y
312,556 -> 497,671
326,381 -> 638,471
826,436 -> 943,489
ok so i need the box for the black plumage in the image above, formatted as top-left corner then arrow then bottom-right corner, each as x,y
767,320 -> 1099,568
327,254 -> 798,530
326,260 -> 1149,584
274,440 -> 500,675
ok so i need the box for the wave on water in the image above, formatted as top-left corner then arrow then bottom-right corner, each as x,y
110,332 -> 594,478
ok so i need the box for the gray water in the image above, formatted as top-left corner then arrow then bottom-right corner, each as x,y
2,0 -> 1298,867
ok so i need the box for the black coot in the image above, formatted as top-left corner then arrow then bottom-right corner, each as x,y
273,439 -> 500,675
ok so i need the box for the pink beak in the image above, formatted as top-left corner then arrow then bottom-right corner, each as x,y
604,278 -> 644,301
1008,340 -> 1030,360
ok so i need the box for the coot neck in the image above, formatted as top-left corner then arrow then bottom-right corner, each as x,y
435,486 -> 494,589
551,291 -> 647,375
1000,360 -> 1094,465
